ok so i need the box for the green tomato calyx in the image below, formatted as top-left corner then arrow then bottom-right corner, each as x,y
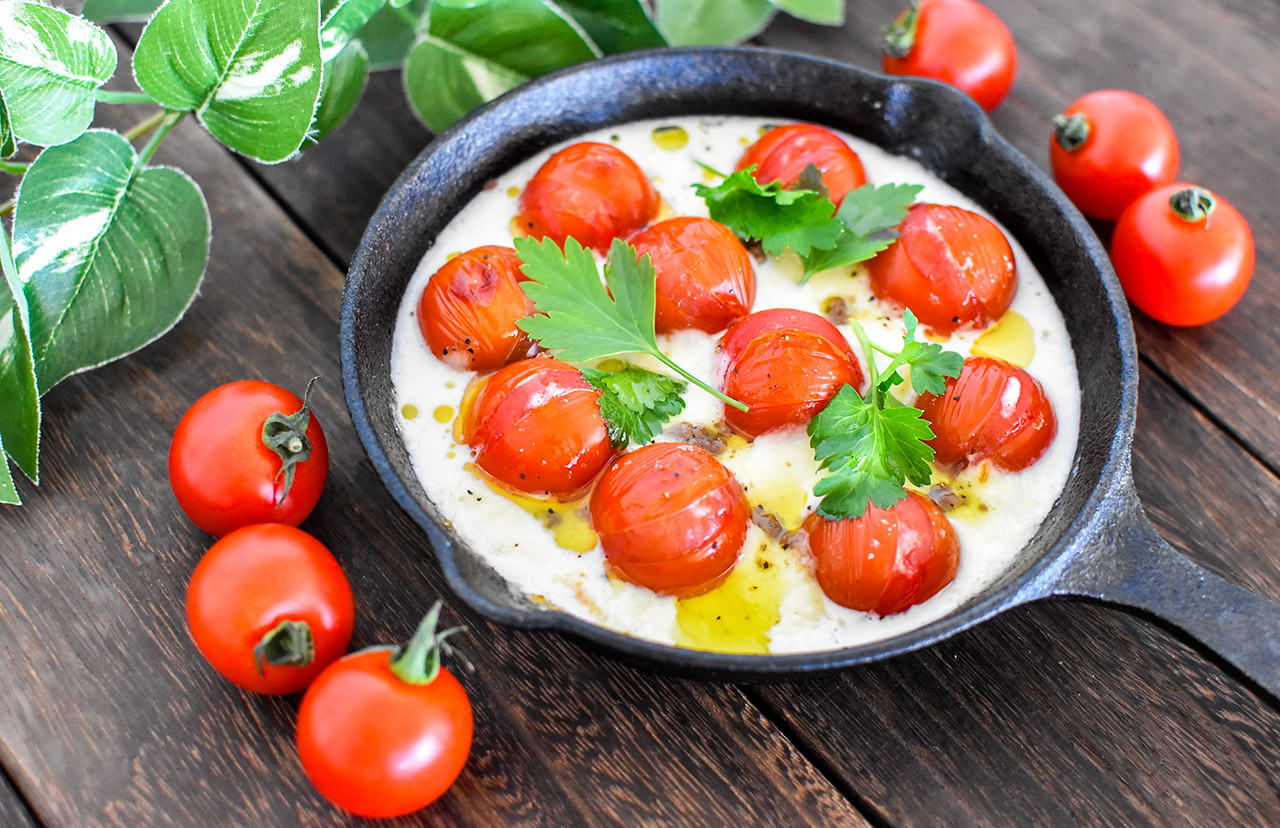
390,601 -> 469,686
882,3 -> 920,58
1052,113 -> 1091,152
253,619 -> 315,675
261,377 -> 319,505
1169,187 -> 1216,223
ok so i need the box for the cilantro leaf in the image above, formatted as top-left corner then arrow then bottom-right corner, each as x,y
581,365 -> 686,447
514,236 -> 747,410
806,312 -> 963,519
800,182 -> 923,281
693,165 -> 843,257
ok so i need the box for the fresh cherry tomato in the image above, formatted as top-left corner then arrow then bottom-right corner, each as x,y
590,442 -> 749,596
803,492 -> 959,615
916,356 -> 1056,472
516,142 -> 659,254
866,202 -> 1016,334
1049,90 -> 1179,221
460,357 -> 614,496
297,604 -> 472,818
186,524 -> 354,695
418,245 -> 536,371
735,123 -> 867,205
719,308 -> 864,438
169,380 -> 329,537
881,0 -> 1017,112
1111,184 -> 1254,326
630,216 -> 756,335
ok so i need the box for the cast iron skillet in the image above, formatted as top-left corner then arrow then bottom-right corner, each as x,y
341,47 -> 1280,694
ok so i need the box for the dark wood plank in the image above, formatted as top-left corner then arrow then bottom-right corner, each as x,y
0,34 -> 867,828
0,771 -> 39,828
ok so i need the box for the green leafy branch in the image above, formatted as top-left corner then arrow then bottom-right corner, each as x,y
0,0 -> 842,505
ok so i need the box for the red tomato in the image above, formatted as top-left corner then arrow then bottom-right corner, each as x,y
1049,90 -> 1179,221
1111,184 -> 1254,326
590,442 -> 748,596
803,492 -> 959,615
630,216 -> 756,335
719,309 -> 864,438
881,0 -> 1017,112
169,380 -> 329,537
516,142 -> 659,254
916,356 -> 1056,471
460,357 -> 614,496
866,202 -> 1016,334
297,606 -> 472,818
735,123 -> 867,205
418,245 -> 536,371
186,524 -> 354,695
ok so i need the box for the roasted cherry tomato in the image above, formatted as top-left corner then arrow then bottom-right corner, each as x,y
719,308 -> 863,438
297,604 -> 472,818
803,492 -> 959,615
418,245 -> 536,371
460,357 -> 614,496
735,123 -> 867,205
1050,90 -> 1179,221
186,524 -> 354,695
867,203 -> 1016,334
1111,185 -> 1254,327
916,356 -> 1056,472
630,216 -> 756,335
590,442 -> 749,596
169,380 -> 329,537
881,0 -> 1017,112
516,142 -> 659,254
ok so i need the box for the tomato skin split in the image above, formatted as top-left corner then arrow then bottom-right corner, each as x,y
418,245 -> 536,371
804,491 -> 959,615
590,442 -> 749,596
736,123 -> 868,205
516,142 -> 659,254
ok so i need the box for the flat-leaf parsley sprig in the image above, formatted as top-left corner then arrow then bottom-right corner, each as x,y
694,164 -> 922,281
513,236 -> 748,411
580,365 -> 687,447
807,310 -> 964,519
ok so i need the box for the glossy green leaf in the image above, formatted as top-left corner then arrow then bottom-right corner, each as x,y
768,0 -> 844,25
321,0 -> 386,61
357,0 -> 427,69
0,436 -> 17,505
0,221 -> 39,483
655,0 -> 776,46
0,2 -> 116,147
311,41 -> 368,141
6,130 -> 209,397
405,0 -> 600,132
553,0 -> 667,52
133,0 -> 323,163
81,0 -> 164,22
0,88 -> 14,158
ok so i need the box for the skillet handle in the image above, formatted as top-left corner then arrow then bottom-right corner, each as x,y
1047,482 -> 1280,702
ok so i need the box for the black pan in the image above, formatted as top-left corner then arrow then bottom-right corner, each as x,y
340,47 -> 1280,694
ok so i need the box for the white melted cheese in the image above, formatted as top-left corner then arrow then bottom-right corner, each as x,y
389,116 -> 1081,653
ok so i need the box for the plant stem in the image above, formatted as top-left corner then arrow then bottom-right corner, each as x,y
0,200 -> 12,219
136,111 -> 184,167
96,90 -> 156,105
124,110 -> 169,143
653,350 -> 749,411
0,159 -> 28,175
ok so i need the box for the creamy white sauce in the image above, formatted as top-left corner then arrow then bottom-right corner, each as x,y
389,116 -> 1081,653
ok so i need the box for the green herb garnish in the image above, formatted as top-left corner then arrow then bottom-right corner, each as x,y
581,365 -> 687,447
514,236 -> 747,411
800,182 -> 923,280
807,310 -> 963,519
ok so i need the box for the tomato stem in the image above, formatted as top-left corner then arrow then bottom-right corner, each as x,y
1052,113 -> 1091,152
1169,187 -> 1215,223
261,377 -> 319,505
389,601 -> 468,686
881,3 -> 920,58
253,619 -> 315,675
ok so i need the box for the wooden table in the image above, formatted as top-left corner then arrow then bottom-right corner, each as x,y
3,1 -> 1278,825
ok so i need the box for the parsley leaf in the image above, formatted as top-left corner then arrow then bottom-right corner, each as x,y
514,236 -> 747,411
581,365 -> 687,447
799,182 -> 923,281
693,165 -> 844,257
806,311 -> 963,519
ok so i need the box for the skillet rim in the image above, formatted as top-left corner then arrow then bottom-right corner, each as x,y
340,46 -> 1140,679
